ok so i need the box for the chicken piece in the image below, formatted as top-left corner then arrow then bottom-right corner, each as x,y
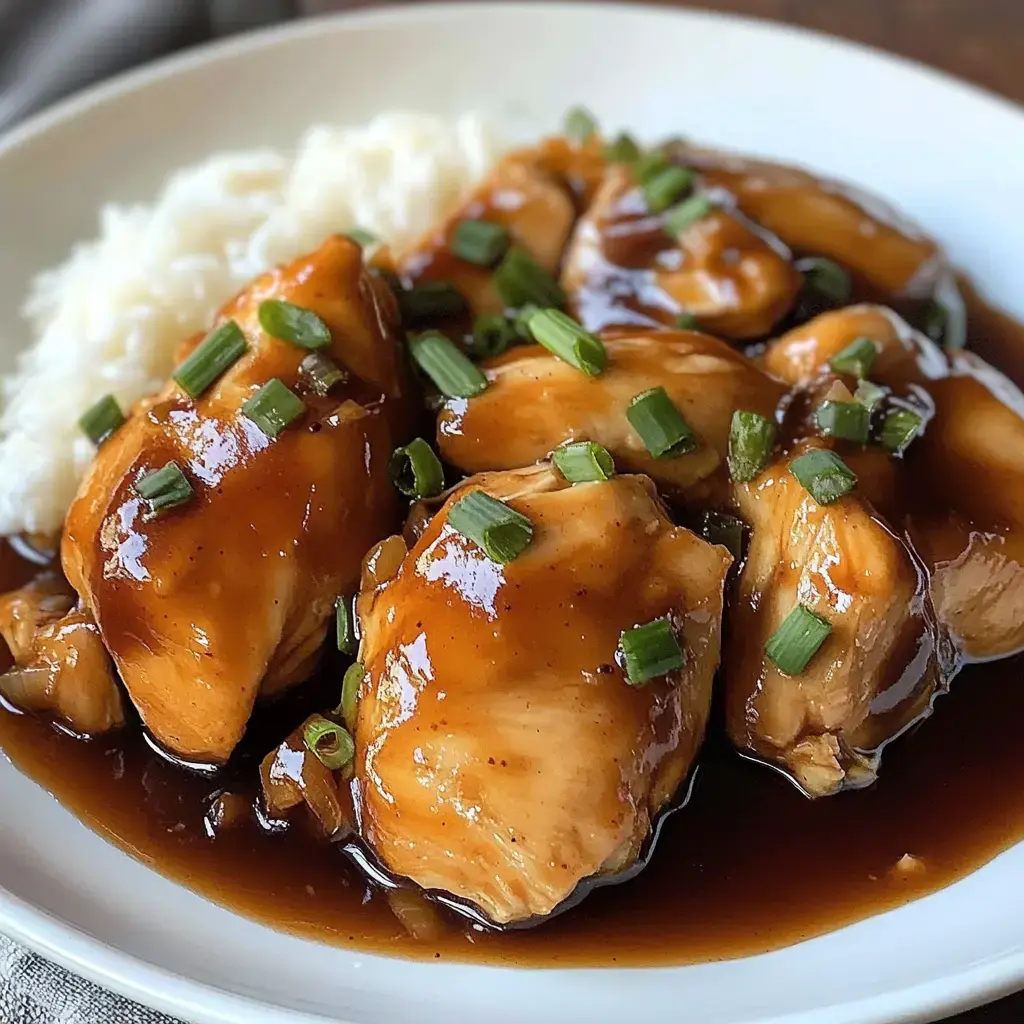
726,446 -> 951,797
0,576 -> 124,734
562,164 -> 802,337
437,330 -> 786,501
62,236 -> 404,763
352,465 -> 731,924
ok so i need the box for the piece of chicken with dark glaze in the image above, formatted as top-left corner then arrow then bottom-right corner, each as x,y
437,329 -> 786,502
351,465 -> 731,924
62,235 -> 405,763
766,305 -> 1024,659
726,443 -> 953,797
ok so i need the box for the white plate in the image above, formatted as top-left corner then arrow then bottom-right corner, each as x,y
1,4 -> 1023,1023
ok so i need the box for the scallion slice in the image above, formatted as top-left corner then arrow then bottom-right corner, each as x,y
565,105 -> 598,145
790,448 -> 858,505
633,149 -> 668,185
173,320 -> 247,398
675,312 -> 699,331
727,410 -> 776,483
627,387 -> 696,458
302,714 -> 355,771
829,336 -> 879,379
801,257 -> 852,305
335,596 -> 357,655
526,309 -> 607,376
408,331 -> 488,398
493,247 -> 566,310
552,441 -> 615,483
399,281 -> 467,323
698,511 -> 745,561
346,227 -> 377,247
467,314 -> 517,359
447,490 -> 534,564
765,604 -> 832,675
241,378 -> 306,438
816,400 -> 870,443
665,194 -> 714,236
134,460 -> 194,516
389,437 -> 445,499
451,218 -> 510,267
340,662 -> 364,729
880,408 -> 923,454
605,132 -> 641,164
258,299 -> 331,350
924,296 -> 967,350
618,617 -> 686,686
854,379 -> 886,413
643,164 -> 695,213
79,394 -> 125,446
299,351 -> 347,397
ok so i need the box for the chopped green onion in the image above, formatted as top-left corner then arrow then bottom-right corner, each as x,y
299,351 -> 347,397
765,604 -> 832,675
346,227 -> 377,247
816,400 -> 870,444
643,164 -> 695,213
605,132 -> 641,164
552,441 -> 615,483
389,437 -> 445,499
664,194 -> 714,236
565,106 -> 598,145
633,150 -> 666,183
698,511 -> 745,561
447,490 -> 534,564
829,336 -> 879,379
618,617 -> 686,686
134,460 -> 194,516
727,410 -> 776,483
627,387 -> 697,458
398,281 -> 467,322
79,394 -> 125,446
258,299 -> 332,351
335,596 -> 356,655
173,320 -> 247,398
451,218 -> 510,267
241,378 -> 306,438
924,293 -> 967,350
854,379 -> 886,413
801,257 -> 852,305
467,314 -> 517,359
526,309 -> 607,376
340,662 -> 364,729
512,302 -> 541,340
790,448 -> 858,505
675,312 -> 699,331
493,247 -> 566,310
302,714 -> 355,771
880,408 -> 923,454
408,331 -> 488,398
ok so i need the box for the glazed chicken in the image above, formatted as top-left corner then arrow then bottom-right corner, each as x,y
61,236 -> 405,762
351,465 -> 731,924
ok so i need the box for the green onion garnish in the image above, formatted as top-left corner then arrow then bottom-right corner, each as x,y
447,489 -> 534,564
302,714 -> 355,771
134,460 -> 194,516
565,105 -> 598,145
335,595 -> 356,655
605,132 -> 641,164
389,437 -> 445,499
643,165 -> 695,213
526,309 -> 607,376
173,320 -> 248,398
467,314 -> 517,359
79,394 -> 125,446
816,400 -> 870,444
698,511 -> 745,561
346,227 -> 377,247
765,604 -> 832,675
665,194 -> 714,236
790,448 -> 858,505
451,218 -> 510,267
552,441 -> 615,483
880,408 -> 923,454
801,258 -> 852,305
924,295 -> 967,350
727,410 -> 776,483
299,351 -> 347,397
408,331 -> 488,398
258,299 -> 332,350
675,312 -> 699,331
627,387 -> 697,458
618,617 -> 686,686
633,150 -> 668,185
854,379 -> 886,413
340,662 -> 364,729
399,281 -> 467,323
512,302 -> 541,340
493,247 -> 566,310
241,378 -> 306,438
829,336 -> 879,379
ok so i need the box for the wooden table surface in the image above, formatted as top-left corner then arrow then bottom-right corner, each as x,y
306,2 -> 1022,1020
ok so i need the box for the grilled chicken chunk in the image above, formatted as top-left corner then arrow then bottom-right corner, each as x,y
562,163 -> 802,337
438,330 -> 786,500
352,465 -> 731,924
62,236 -> 404,762
726,445 -> 951,796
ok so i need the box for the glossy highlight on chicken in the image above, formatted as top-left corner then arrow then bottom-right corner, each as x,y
2,107 -> 1024,949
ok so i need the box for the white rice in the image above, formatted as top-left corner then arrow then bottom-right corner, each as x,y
0,111 -> 504,536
